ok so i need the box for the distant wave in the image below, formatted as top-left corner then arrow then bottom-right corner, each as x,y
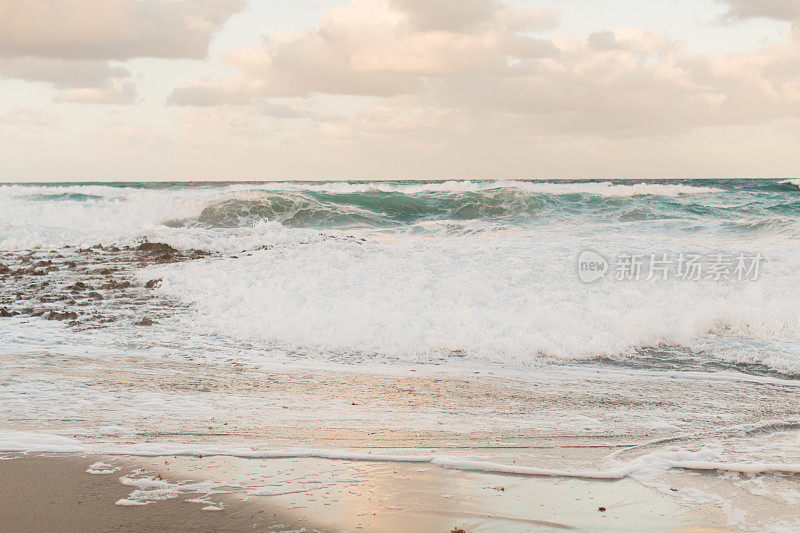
0,179 -> 796,250
1,179 -> 723,198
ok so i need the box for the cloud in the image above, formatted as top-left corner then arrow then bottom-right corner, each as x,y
0,57 -> 130,87
167,0 -> 800,139
390,0 -> 556,32
0,0 -> 245,60
717,0 -> 800,22
55,78 -> 137,104
0,107 -> 59,126
170,0 -> 557,105
4,0 -> 800,180
0,0 -> 244,103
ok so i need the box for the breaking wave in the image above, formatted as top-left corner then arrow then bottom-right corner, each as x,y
3,178 -> 800,374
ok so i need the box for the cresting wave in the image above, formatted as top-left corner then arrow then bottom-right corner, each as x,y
0,180 -> 732,249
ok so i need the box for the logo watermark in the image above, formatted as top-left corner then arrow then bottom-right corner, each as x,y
577,251 -> 762,283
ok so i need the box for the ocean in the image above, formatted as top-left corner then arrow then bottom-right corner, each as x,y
1,178 -> 799,529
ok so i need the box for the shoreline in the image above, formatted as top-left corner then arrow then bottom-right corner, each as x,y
0,452 -> 737,532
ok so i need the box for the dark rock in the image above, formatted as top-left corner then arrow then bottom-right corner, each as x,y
135,318 -> 155,326
0,307 -> 18,317
145,279 -> 162,289
87,292 -> 104,300
100,280 -> 133,290
137,242 -> 177,254
153,254 -> 176,263
69,281 -> 91,291
46,310 -> 79,321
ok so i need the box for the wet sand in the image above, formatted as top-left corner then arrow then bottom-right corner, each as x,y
0,453 -> 736,532
0,454 -> 310,533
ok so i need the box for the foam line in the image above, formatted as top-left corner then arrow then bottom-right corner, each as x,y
3,430 -> 800,479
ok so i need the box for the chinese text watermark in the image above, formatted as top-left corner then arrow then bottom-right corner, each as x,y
577,250 -> 762,283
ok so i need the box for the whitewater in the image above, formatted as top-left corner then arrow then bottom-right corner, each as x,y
2,178 -> 800,371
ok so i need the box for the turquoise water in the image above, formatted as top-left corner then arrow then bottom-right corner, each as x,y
12,178 -> 800,230
1,178 -> 800,377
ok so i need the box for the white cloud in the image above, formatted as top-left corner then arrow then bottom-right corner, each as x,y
0,57 -> 130,87
0,0 -> 244,103
0,107 -> 59,126
3,0 -> 800,179
168,0 -> 800,138
170,0 -> 557,103
391,0 -> 556,32
717,0 -> 800,22
55,78 -> 137,104
0,0 -> 245,60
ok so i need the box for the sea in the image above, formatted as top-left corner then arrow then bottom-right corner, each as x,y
1,178 -> 799,529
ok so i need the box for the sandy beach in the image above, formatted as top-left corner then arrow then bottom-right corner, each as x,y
1,453 -> 737,532
2,348 -> 799,531
0,455 -> 302,532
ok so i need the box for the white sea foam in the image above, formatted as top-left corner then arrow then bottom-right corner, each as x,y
86,461 -> 120,475
140,232 -> 800,370
252,180 -> 723,197
116,474 -> 225,506
2,430 -> 799,480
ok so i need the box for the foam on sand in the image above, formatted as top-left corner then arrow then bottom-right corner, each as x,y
115,474 -> 226,507
86,461 -> 120,475
2,430 -> 800,481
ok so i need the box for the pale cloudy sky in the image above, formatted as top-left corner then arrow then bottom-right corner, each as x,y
1,0 -> 799,181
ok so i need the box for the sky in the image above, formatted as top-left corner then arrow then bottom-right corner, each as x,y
1,0 -> 799,181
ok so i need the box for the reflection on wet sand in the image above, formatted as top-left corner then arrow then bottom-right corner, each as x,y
119,454 -> 730,532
